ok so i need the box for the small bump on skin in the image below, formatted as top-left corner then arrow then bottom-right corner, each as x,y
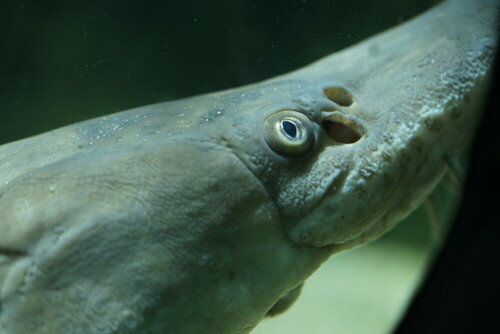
367,143 -> 379,152
464,92 -> 472,104
410,137 -> 424,153
354,185 -> 366,197
451,106 -> 462,119
381,152 -> 393,163
401,150 -> 412,163
423,117 -> 444,132
381,133 -> 395,145
359,160 -> 379,180
383,174 -> 394,186
413,162 -> 425,175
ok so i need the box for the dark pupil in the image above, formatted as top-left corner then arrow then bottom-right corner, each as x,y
282,120 -> 297,138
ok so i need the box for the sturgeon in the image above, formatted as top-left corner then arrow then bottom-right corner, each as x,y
0,0 -> 498,333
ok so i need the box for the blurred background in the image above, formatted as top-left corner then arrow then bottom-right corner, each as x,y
0,0 -> 439,144
2,1 -> 473,333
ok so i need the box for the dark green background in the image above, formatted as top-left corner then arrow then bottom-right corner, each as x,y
0,0 -> 438,144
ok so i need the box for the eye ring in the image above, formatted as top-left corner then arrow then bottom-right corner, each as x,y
263,110 -> 314,156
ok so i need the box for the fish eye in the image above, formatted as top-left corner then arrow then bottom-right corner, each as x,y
263,110 -> 314,155
281,120 -> 298,138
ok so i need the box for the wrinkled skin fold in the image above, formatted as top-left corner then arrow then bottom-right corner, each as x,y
0,0 -> 498,333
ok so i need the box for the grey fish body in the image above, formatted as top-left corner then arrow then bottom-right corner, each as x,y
0,0 -> 498,333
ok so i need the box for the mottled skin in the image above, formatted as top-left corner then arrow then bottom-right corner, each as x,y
0,0 -> 497,333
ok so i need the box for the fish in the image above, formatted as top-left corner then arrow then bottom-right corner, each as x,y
0,0 -> 498,333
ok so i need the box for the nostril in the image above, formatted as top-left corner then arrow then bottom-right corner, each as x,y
323,86 -> 353,107
322,120 -> 361,144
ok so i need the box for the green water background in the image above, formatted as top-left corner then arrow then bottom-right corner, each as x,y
1,0 -> 439,144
